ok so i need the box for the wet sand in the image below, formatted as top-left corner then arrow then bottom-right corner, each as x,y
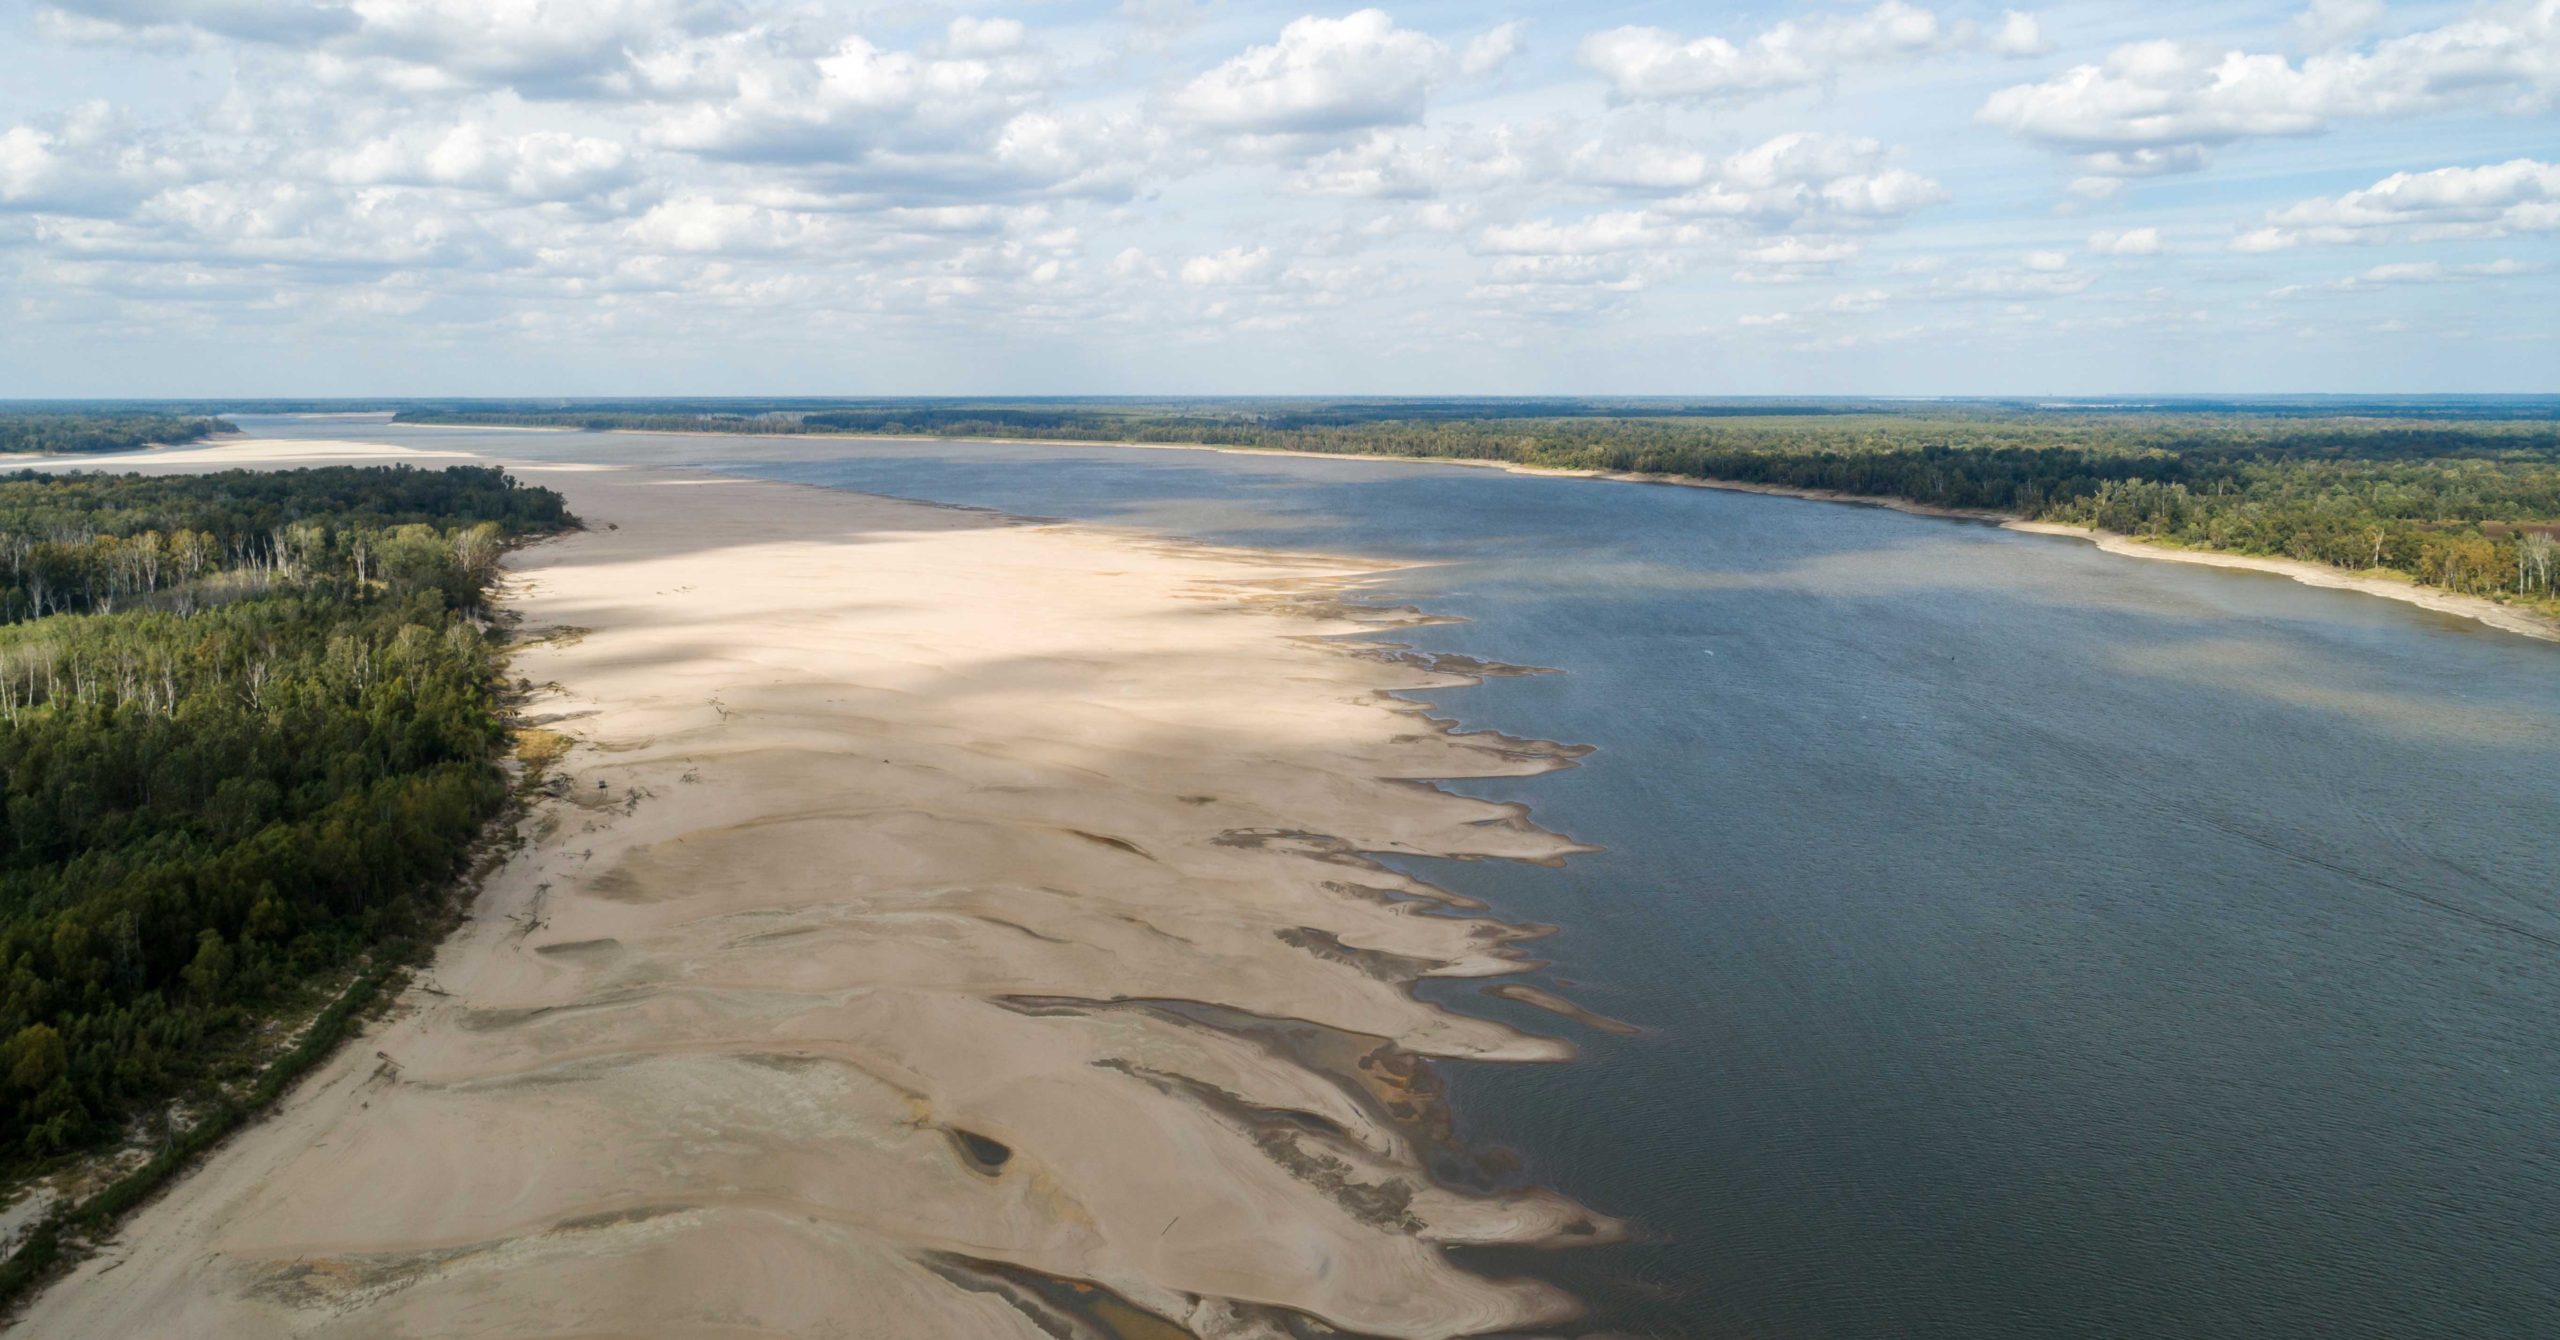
18,443 -> 1618,1339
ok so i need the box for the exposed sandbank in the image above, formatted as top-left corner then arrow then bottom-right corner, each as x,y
649,429 -> 2559,646
2004,521 -> 2560,643
18,439 -> 1621,1339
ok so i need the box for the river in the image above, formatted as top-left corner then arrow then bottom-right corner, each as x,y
257,420 -> 2560,1338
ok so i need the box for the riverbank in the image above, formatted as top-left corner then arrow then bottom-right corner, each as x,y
820,434 -> 2560,645
16,440 -> 1617,1339
2003,521 -> 2560,644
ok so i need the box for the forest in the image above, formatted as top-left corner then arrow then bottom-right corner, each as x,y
0,413 -> 233,456
394,401 -> 2560,611
0,466 -> 569,1165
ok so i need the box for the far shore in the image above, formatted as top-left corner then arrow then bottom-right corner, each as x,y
388,422 -> 2560,646
936,434 -> 2560,644
27,417 -> 2557,645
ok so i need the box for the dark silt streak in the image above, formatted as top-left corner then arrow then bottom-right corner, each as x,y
246,420 -> 2560,1339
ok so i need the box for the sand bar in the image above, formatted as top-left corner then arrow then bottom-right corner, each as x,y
2002,520 -> 2560,643
595,429 -> 2560,645
18,443 -> 1618,1339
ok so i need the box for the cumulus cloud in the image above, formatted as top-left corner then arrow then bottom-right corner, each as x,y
1461,207 -> 1726,312
1989,10 -> 2052,57
0,4 -> 1147,335
39,0 -> 356,46
0,103 -> 183,215
2232,158 -> 2560,250
351,0 -> 743,93
2,0 -> 2544,378
642,32 -> 1033,165
1460,20 -> 1530,77
2274,256 -> 2542,295
625,196 -> 827,254
1469,249 -> 1674,312
1735,235 -> 1861,282
1561,132 -> 1710,193
2343,258 -> 2536,284
1735,286 -> 1896,329
1580,3 -> 2053,102
326,125 -> 633,200
1179,245 -> 1275,285
944,16 -> 1026,57
2292,0 -> 2386,50
1290,124 -> 1531,198
49,0 -> 748,95
1170,9 -> 1449,137
1557,128 -> 1946,236
1286,118 -> 1952,237
1646,132 -> 1948,231
1479,210 -> 1693,255
980,108 -> 1158,201
1979,4 -> 2560,177
2087,226 -> 2164,255
1581,2 -> 1955,102
111,176 -> 526,273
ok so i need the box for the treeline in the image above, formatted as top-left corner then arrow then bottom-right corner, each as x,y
388,394 -> 2560,427
0,466 -> 568,1161
0,414 -> 232,456
0,465 -> 565,623
399,405 -> 2560,610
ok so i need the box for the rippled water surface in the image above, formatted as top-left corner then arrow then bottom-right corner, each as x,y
268,421 -> 2560,1338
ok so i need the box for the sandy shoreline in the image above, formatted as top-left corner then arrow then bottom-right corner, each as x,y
983,438 -> 2560,644
2001,521 -> 2560,643
437,423 -> 2557,645
18,441 -> 1620,1338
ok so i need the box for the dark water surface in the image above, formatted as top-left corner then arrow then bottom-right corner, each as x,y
267,421 -> 2560,1338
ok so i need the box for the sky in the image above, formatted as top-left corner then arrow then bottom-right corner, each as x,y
0,0 -> 2553,396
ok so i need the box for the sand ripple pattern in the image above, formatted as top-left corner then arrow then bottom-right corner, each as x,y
24,464 -> 1617,1340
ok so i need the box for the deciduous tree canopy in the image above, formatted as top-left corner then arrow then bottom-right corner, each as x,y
0,415 -> 231,456
0,465 -> 568,1161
